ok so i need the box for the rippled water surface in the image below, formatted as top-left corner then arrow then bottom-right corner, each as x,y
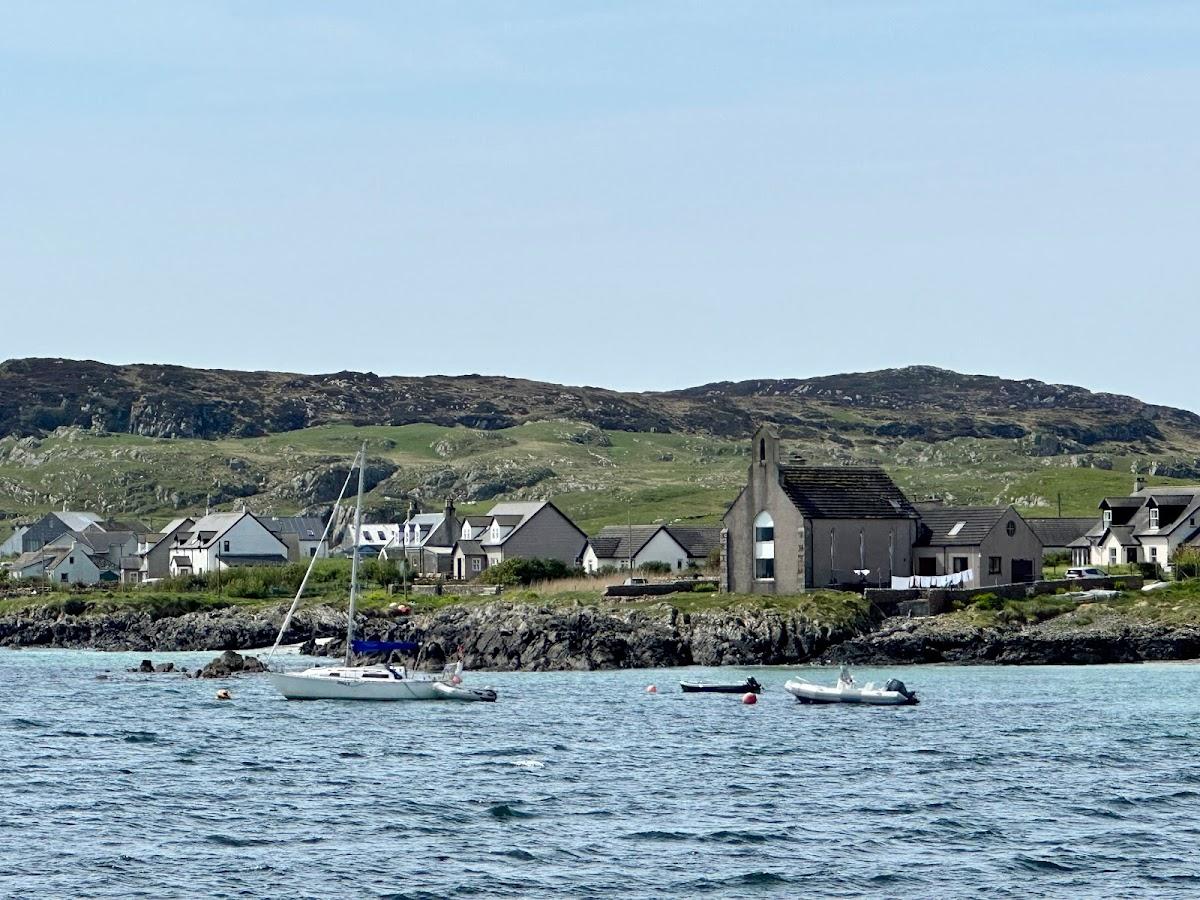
3,651 -> 1200,898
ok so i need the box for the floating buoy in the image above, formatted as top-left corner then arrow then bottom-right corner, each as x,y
215,689 -> 233,701
742,692 -> 757,705
646,684 -> 658,694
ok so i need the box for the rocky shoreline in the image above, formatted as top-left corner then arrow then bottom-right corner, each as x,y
1,600 -> 1198,669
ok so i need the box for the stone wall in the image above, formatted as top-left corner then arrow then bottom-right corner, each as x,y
865,575 -> 1145,616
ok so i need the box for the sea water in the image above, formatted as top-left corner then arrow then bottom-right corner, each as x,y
2,650 -> 1199,899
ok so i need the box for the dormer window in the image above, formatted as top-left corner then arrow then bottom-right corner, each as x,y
1149,508 -> 1159,529
1103,510 -> 1112,526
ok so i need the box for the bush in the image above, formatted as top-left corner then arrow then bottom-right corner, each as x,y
479,558 -> 572,586
691,582 -> 717,593
971,592 -> 1003,611
638,561 -> 672,575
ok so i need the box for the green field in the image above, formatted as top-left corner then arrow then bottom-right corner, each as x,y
0,420 -> 1192,538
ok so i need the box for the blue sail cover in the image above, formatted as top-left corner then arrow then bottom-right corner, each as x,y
351,640 -> 419,655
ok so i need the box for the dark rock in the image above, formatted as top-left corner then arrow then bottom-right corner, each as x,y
153,662 -> 175,673
197,650 -> 269,678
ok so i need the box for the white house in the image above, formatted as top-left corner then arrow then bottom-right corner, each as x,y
1072,478 -> 1200,571
169,512 -> 289,576
582,524 -> 722,573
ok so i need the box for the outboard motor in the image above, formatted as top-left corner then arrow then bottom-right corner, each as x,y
885,679 -> 918,703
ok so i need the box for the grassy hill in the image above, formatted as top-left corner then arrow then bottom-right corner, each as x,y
2,359 -> 1200,537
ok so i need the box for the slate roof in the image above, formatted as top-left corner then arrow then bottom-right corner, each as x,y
454,540 -> 486,556
1104,526 -> 1140,547
1027,518 -> 1096,549
263,516 -> 325,539
668,525 -> 722,558
915,506 -> 1010,547
588,526 -> 664,560
778,466 -> 917,520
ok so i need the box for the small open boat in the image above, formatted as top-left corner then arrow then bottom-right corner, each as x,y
785,667 -> 917,706
680,676 -> 763,694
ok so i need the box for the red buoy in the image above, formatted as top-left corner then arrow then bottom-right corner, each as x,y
742,692 -> 757,705
646,684 -> 658,694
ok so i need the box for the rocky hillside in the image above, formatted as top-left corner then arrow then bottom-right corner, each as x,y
3,358 -> 1200,450
2,358 -> 1200,530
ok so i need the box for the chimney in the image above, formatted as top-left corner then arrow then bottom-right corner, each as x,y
1135,475 -> 1146,494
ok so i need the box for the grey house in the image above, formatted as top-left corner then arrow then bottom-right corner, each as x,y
914,505 -> 1043,586
450,500 -> 587,580
722,426 -> 919,593
0,511 -> 103,555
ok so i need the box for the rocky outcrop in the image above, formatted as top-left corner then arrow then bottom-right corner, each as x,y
196,649 -> 267,677
826,609 -> 1200,665
3,599 -> 1199,668
0,600 -> 865,669
304,601 -> 867,671
0,603 -> 344,652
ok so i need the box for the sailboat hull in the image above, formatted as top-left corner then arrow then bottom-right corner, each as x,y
267,670 -> 496,702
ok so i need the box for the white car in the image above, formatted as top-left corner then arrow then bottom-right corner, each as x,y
1065,567 -> 1107,579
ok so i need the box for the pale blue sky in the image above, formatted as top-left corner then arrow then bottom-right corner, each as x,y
2,2 -> 1198,409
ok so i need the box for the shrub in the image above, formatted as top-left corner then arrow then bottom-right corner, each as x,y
638,561 -> 672,575
1172,548 -> 1200,580
480,558 -> 572,586
971,592 -> 1003,611
691,582 -> 717,593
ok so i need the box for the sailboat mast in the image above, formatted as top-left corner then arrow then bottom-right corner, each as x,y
345,441 -> 368,666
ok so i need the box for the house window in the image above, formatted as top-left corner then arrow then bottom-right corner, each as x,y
223,540 -> 230,553
1006,521 -> 1016,537
1109,548 -> 1117,565
61,573 -> 68,582
69,556 -> 75,564
953,557 -> 968,573
753,511 -> 775,580
1103,510 -> 1112,526
1151,547 -> 1158,562
471,558 -> 482,572
988,556 -> 1002,575
309,547 -> 317,558
1149,508 -> 1159,529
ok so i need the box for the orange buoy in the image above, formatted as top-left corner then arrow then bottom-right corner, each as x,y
742,692 -> 757,705
646,684 -> 658,694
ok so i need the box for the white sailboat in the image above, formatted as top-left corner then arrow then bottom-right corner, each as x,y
266,442 -> 497,702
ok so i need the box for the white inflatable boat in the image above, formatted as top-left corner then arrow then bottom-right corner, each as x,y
785,667 -> 918,706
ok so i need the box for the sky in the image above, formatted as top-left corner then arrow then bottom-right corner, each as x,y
2,2 -> 1198,409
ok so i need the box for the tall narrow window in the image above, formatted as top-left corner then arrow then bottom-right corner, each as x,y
1103,509 -> 1112,526
1149,508 -> 1159,529
754,511 -> 775,580
759,438 -> 766,463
